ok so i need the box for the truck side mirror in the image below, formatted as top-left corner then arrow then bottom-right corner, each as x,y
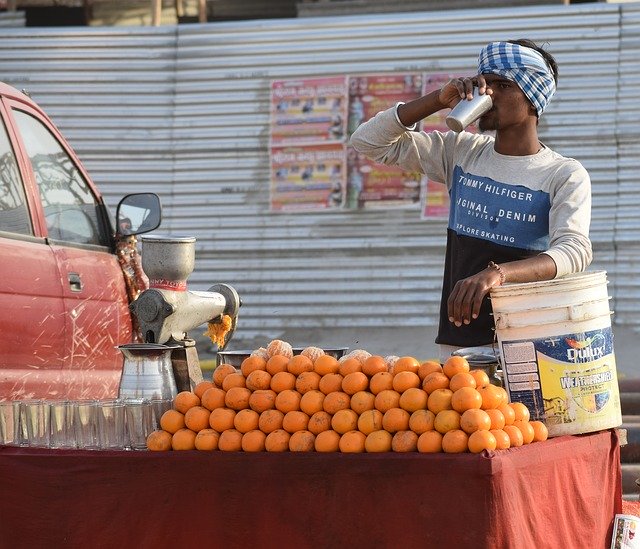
116,193 -> 162,237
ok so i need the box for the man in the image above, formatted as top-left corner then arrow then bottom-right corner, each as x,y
350,39 -> 592,359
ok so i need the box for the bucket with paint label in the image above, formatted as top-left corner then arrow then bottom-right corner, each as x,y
489,270 -> 621,437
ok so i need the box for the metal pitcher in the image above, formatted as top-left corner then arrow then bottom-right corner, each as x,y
118,343 -> 178,400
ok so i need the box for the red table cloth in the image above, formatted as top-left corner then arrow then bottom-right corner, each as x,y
0,429 -> 622,549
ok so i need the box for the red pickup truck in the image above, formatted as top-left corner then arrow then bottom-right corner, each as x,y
0,81 -> 161,400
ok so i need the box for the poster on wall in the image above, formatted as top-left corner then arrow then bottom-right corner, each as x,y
270,143 -> 346,212
270,76 -> 348,147
346,74 -> 424,209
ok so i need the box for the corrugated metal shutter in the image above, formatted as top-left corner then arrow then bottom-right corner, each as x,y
0,10 -> 25,26
0,2 -> 635,355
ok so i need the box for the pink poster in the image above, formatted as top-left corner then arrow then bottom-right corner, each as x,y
346,74 -> 423,209
270,77 -> 348,147
270,143 -> 346,212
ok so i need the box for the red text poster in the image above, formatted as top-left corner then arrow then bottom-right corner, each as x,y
270,143 -> 346,212
346,74 -> 423,209
270,77 -> 348,147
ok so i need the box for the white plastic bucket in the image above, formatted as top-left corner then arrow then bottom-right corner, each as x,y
490,270 -> 622,437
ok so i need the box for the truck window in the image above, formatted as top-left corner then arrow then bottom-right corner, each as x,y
12,109 -> 108,246
0,118 -> 32,235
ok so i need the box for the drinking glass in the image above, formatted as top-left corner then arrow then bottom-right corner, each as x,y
124,399 -> 154,450
50,400 -> 77,449
21,399 -> 50,448
150,397 -> 173,430
0,400 -> 20,446
97,399 -> 126,450
74,400 -> 99,450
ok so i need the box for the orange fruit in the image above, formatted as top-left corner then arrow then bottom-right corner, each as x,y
503,424 -> 524,447
315,429 -> 340,452
173,391 -> 200,414
266,354 -> 290,375
184,405 -> 211,433
468,430 -> 497,453
362,355 -> 388,377
240,355 -> 267,377
241,429 -> 267,452
496,387 -> 509,407
449,372 -> 477,392
442,356 -> 470,379
418,360 -> 443,381
275,389 -> 302,413
307,411 -> 332,435
270,371 -> 296,393
509,402 -> 531,422
392,371 -> 421,393
212,364 -> 236,387
478,384 -> 503,410
225,386 -> 251,411
252,348 -> 270,361
531,420 -> 549,442
300,346 -> 325,363
323,391 -> 351,414
357,409 -> 384,435
146,430 -> 172,451
451,387 -> 483,413
514,420 -> 535,444
490,429 -> 511,450
342,372 -> 369,395
331,409 -> 358,434
194,381 -> 215,399
194,428 -> 219,451
287,355 -> 314,376
409,409 -> 436,434
339,430 -> 366,453
427,388 -> 453,414
295,371 -> 321,394
339,358 -> 362,376
299,390 -> 325,415
382,407 -> 410,433
498,403 -> 516,426
201,387 -> 227,411
460,409 -> 492,434
222,372 -> 246,391
282,410 -> 310,433
318,373 -> 344,395
392,430 -> 419,452
399,387 -> 428,413
434,409 -> 461,434
417,430 -> 443,453
249,389 -> 276,413
209,407 -> 236,432
171,428 -> 197,450
245,370 -> 272,391
234,408 -> 260,433
485,408 -> 506,430
218,428 -> 243,451
422,372 -> 450,394
258,409 -> 284,434
393,356 -> 420,374
350,391 -> 375,415
441,429 -> 469,453
373,389 -> 401,413
469,369 -> 491,389
369,371 -> 394,395
313,355 -> 340,376
265,429 -> 291,452
365,430 -> 393,453
289,430 -> 315,452
267,339 -> 293,359
160,409 -> 185,434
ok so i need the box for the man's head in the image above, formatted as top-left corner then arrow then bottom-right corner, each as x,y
477,39 -> 558,119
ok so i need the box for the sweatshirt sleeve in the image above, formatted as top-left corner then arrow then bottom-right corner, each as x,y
349,105 -> 451,184
542,161 -> 593,277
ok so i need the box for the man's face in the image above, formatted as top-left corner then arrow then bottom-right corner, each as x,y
478,74 -> 537,132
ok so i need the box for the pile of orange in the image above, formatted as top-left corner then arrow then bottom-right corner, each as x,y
146,340 -> 548,453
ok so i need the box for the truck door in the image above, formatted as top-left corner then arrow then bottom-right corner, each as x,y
10,104 -> 133,399
0,97 -> 66,399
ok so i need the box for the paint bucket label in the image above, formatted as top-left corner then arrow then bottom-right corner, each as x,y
501,325 -> 621,436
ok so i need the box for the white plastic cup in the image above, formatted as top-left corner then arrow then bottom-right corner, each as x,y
446,88 -> 493,132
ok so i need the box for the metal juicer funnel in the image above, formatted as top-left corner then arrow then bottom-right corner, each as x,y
130,235 -> 241,346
